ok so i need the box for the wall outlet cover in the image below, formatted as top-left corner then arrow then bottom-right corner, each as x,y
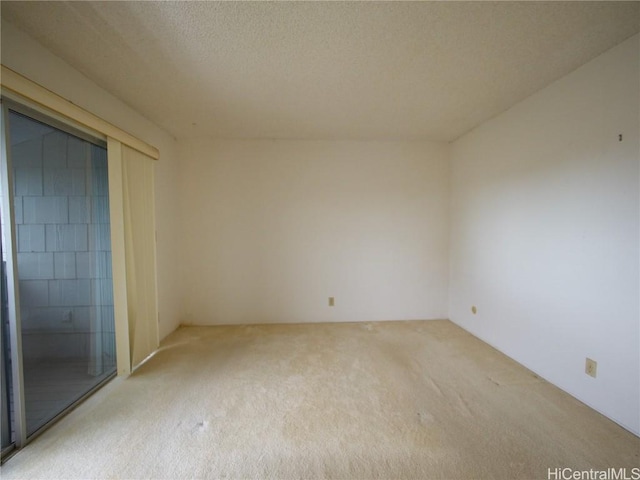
585,358 -> 597,378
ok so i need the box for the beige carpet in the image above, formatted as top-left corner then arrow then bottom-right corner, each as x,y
1,320 -> 638,479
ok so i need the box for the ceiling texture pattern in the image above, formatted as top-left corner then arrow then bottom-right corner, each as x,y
2,1 -> 639,141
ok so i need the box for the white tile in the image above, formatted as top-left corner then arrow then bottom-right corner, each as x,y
105,251 -> 113,278
19,280 -> 49,307
91,196 -> 110,224
75,252 -> 90,279
46,224 -> 88,252
91,168 -> 109,196
17,307 -> 35,330
91,145 -> 107,169
14,167 -> 43,196
44,168 -> 86,196
76,251 -> 111,279
14,197 -> 23,224
69,197 -> 90,224
88,224 -> 111,251
71,306 -> 91,330
18,224 -> 46,252
54,252 -> 77,279
101,306 -> 115,331
12,138 -> 43,168
43,131 -> 68,167
23,196 -> 68,224
72,169 -> 87,195
91,279 -> 114,306
103,332 -> 116,357
67,136 -> 89,168
23,307 -> 69,330
49,279 -> 92,306
17,252 -> 54,280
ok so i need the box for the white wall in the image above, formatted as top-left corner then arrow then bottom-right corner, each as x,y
449,35 -> 639,434
178,140 -> 449,325
1,20 -> 182,339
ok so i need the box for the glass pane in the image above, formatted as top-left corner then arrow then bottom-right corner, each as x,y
8,110 -> 115,436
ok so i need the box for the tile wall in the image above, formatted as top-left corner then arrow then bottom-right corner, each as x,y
12,128 -> 115,366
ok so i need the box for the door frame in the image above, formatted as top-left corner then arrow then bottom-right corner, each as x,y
0,99 -> 27,451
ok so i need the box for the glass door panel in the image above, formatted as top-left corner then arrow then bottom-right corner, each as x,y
6,109 -> 116,436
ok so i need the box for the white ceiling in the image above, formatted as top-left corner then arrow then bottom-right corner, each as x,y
2,1 -> 639,142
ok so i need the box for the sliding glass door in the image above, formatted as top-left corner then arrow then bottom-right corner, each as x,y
0,100 -> 116,450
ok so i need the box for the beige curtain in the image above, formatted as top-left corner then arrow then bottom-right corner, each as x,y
122,145 -> 158,368
108,139 -> 158,373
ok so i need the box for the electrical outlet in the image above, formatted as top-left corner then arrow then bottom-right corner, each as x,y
585,358 -> 597,378
328,297 -> 335,307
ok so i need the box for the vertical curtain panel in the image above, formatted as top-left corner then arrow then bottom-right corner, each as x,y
122,144 -> 159,368
108,139 -> 158,373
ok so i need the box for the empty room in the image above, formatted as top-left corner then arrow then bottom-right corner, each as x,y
0,1 -> 638,479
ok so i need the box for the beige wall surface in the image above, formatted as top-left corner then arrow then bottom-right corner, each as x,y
178,139 -> 450,325
1,20 -> 182,339
449,34 -> 640,435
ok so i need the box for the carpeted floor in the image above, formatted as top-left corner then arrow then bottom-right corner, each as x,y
1,320 -> 638,479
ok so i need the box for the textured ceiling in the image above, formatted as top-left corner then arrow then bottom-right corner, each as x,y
2,1 -> 639,142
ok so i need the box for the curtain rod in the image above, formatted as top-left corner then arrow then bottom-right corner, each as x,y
0,65 -> 159,160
